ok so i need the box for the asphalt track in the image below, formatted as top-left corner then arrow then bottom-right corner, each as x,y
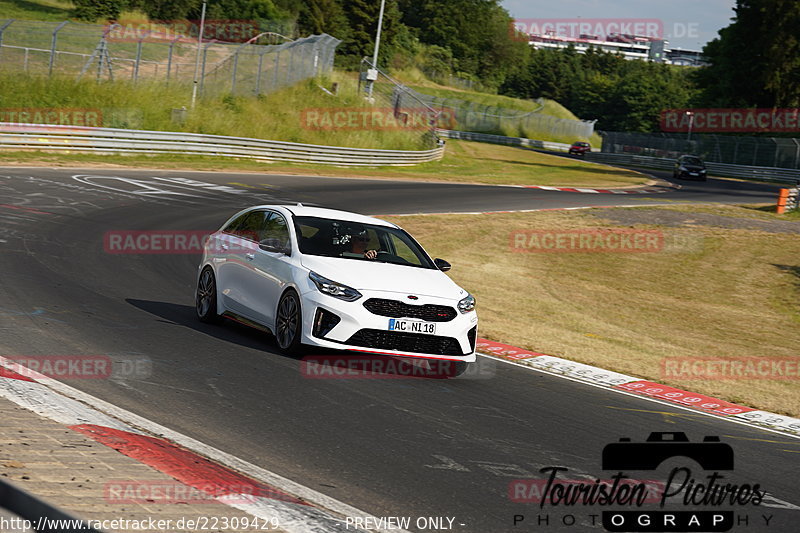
1,165 -> 798,532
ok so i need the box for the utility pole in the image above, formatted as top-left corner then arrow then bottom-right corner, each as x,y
191,0 -> 208,109
365,0 -> 386,98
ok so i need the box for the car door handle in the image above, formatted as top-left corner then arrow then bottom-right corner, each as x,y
220,243 -> 229,250
245,253 -> 255,261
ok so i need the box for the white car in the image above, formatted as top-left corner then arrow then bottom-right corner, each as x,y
195,205 -> 478,374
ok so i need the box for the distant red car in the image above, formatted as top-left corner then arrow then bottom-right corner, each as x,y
568,141 -> 591,155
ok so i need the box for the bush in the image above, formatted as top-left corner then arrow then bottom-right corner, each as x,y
73,0 -> 126,21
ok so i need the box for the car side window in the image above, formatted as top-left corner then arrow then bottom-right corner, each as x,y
222,213 -> 248,234
233,211 -> 268,242
385,233 -> 423,266
261,212 -> 291,250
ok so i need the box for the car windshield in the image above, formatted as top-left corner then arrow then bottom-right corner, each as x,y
293,216 -> 436,269
683,156 -> 703,165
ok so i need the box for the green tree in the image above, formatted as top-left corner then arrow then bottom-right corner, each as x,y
298,0 -> 350,39
695,0 -> 800,107
182,0 -> 295,38
138,0 -> 199,20
203,0 -> 286,20
73,0 -> 125,21
340,0 -> 403,66
398,0 -> 526,88
567,71 -> 617,124
502,46 -> 695,131
600,63 -> 694,131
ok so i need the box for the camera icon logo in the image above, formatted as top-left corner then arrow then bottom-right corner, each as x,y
602,432 -> 734,471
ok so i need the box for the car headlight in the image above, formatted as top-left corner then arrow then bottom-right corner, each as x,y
679,166 -> 687,171
309,271 -> 362,302
458,293 -> 476,313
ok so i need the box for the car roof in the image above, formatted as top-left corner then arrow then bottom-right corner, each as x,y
247,205 -> 398,228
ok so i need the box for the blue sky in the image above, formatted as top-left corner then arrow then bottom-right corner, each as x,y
501,0 -> 737,50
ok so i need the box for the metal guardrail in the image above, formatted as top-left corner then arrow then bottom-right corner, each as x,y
585,152 -> 800,185
0,123 -> 445,166
437,129 -> 570,151
439,128 -> 800,185
600,130 -> 800,170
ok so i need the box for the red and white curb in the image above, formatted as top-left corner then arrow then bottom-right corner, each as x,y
388,203 -> 675,217
525,185 -> 670,194
0,356 -> 399,533
476,339 -> 800,438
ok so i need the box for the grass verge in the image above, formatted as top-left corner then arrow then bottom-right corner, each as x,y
0,139 -> 650,187
381,204 -> 800,417
0,0 -> 73,20
0,73 -> 425,150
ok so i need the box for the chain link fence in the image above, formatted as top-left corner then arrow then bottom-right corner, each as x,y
0,19 -> 339,97
421,69 -> 490,93
412,89 -> 596,140
359,58 -> 443,149
600,131 -> 800,170
358,58 -> 594,145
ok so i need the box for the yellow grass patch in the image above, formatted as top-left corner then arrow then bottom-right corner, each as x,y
382,206 -> 800,416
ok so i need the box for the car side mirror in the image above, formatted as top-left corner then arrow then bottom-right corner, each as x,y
259,238 -> 290,255
434,258 -> 451,272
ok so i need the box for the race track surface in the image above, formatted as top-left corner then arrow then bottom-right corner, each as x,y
0,167 -> 796,532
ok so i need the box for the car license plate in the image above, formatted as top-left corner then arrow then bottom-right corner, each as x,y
689,172 -> 698,176
388,319 -> 436,335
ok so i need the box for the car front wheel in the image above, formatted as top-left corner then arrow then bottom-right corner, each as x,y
275,290 -> 303,355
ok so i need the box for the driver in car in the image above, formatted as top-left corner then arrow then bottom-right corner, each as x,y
351,231 -> 378,260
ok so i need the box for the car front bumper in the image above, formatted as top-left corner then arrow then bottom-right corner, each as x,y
298,288 -> 478,363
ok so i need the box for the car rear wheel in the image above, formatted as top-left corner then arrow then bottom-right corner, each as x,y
196,267 -> 220,323
276,290 -> 303,355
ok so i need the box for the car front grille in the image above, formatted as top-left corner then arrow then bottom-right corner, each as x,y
346,329 -> 465,356
363,298 -> 457,322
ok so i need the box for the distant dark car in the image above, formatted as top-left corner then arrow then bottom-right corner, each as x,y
673,155 -> 707,181
568,141 -> 591,155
